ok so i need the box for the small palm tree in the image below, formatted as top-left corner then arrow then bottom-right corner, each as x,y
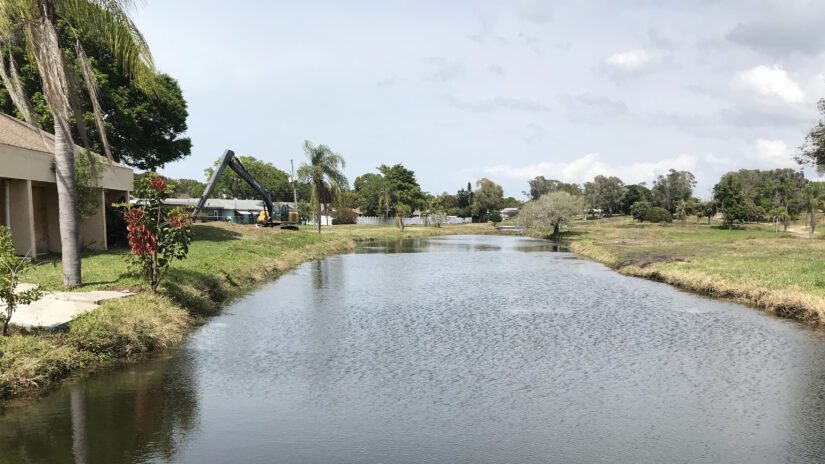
0,0 -> 155,288
378,178 -> 393,221
804,182 -> 825,240
297,141 -> 348,233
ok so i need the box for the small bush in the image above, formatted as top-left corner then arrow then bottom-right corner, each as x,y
644,207 -> 672,223
334,208 -> 357,225
488,211 -> 503,224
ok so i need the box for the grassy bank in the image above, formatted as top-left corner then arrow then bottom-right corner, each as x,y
567,217 -> 825,325
1,222 -> 490,401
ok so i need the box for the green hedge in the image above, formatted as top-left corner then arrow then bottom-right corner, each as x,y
644,207 -> 673,223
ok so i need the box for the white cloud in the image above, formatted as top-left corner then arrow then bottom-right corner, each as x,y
733,65 -> 805,104
484,153 -> 697,185
605,49 -> 661,72
753,138 -> 796,167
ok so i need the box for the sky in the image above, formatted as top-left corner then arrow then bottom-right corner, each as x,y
133,0 -> 825,199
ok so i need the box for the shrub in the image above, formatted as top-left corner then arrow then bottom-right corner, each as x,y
630,200 -> 651,222
488,211 -> 503,224
122,174 -> 193,292
334,207 -> 357,225
644,206 -> 672,223
0,226 -> 42,335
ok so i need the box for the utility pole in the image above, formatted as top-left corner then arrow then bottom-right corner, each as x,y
291,159 -> 298,206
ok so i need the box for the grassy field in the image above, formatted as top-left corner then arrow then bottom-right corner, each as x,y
1,221 -> 489,401
566,216 -> 825,324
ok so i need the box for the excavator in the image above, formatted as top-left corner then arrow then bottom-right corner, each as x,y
192,149 -> 299,230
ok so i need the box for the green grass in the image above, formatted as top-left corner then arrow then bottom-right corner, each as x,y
567,216 -> 825,324
1,221 -> 493,401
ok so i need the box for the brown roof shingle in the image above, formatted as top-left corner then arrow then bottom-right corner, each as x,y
0,112 -> 60,154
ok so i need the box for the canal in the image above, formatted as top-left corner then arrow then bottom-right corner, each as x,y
2,235 -> 825,463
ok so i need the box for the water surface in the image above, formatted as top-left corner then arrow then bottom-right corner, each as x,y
3,235 -> 825,463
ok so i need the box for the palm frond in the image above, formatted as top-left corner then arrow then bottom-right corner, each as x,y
64,49 -> 91,148
76,42 -> 114,165
59,0 -> 156,91
24,16 -> 73,137
0,48 -> 36,124
0,0 -> 33,39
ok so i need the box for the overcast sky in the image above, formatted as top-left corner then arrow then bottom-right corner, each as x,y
134,0 -> 825,199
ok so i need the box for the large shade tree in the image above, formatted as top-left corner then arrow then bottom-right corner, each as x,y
583,175 -> 626,216
297,141 -> 348,233
524,176 -> 581,200
797,99 -> 825,172
472,178 -> 504,222
373,164 -> 426,228
652,169 -> 696,214
0,0 -> 155,287
518,191 -> 585,240
204,155 -> 291,201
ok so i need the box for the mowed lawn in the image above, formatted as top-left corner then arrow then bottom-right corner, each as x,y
26,223 -> 338,292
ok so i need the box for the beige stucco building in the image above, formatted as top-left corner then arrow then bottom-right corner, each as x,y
0,113 -> 133,256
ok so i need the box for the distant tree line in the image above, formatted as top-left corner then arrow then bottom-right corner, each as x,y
516,164 -> 821,237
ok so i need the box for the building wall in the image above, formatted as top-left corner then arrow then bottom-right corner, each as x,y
31,184 -> 50,253
0,144 -> 133,191
79,190 -> 107,250
7,179 -> 35,255
0,179 -> 7,230
1,144 -> 134,256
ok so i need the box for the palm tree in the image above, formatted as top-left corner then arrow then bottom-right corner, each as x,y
0,0 -> 155,287
297,141 -> 347,233
804,182 -> 825,240
378,178 -> 393,221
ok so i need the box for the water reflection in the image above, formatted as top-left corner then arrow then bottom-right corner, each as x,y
0,352 -> 198,464
357,235 -> 567,254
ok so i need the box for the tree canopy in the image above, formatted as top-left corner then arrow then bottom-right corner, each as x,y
0,18 -> 191,171
621,184 -> 653,215
524,176 -> 581,200
472,178 -> 504,222
377,163 -> 426,216
518,191 -> 584,239
713,174 -> 750,228
353,172 -> 385,216
584,175 -> 626,216
797,99 -> 825,172
652,169 -> 697,213
710,169 -> 807,223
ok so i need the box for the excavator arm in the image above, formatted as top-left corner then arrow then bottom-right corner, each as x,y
192,149 -> 275,222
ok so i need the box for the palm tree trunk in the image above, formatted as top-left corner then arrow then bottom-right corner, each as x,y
317,198 -> 322,234
54,121 -> 82,287
811,208 -> 815,240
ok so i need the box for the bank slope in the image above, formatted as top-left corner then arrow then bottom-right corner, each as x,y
2,222 -> 498,401
568,217 -> 825,325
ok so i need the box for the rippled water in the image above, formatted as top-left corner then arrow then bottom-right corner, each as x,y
3,235 -> 825,463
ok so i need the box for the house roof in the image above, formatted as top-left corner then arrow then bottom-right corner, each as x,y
0,112 -> 128,168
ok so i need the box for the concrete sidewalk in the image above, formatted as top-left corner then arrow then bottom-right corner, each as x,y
3,284 -> 135,329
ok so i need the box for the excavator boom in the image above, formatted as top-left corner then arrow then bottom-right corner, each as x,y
192,149 -> 280,224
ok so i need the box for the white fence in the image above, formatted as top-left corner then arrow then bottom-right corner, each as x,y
305,215 -> 334,226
